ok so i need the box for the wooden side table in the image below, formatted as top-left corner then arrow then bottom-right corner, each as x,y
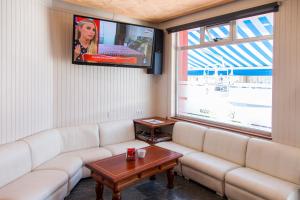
133,117 -> 176,144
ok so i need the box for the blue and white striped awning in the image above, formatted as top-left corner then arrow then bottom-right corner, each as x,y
187,14 -> 273,76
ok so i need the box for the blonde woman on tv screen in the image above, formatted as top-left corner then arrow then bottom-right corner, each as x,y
74,18 -> 98,61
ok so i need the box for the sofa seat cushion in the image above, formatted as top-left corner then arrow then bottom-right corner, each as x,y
34,154 -> 82,178
155,142 -> 196,156
181,152 -> 240,180
62,147 -> 112,164
0,170 -> 68,200
225,167 -> 300,200
104,140 -> 149,155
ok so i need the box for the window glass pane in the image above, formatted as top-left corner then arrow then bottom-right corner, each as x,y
178,28 -> 201,47
176,39 -> 273,132
236,13 -> 273,39
205,24 -> 230,42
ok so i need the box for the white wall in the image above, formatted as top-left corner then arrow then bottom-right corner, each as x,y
0,0 -> 157,144
0,0 -> 53,144
2,0 -> 300,148
157,0 -> 300,148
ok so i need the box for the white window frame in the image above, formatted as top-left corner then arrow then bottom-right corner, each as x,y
175,16 -> 274,135
178,21 -> 273,51
204,22 -> 232,43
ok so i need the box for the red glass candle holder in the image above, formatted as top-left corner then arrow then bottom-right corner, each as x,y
126,148 -> 136,161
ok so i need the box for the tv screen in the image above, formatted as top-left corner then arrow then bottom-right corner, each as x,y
72,15 -> 155,68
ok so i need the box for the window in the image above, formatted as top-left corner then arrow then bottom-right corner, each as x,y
176,13 -> 273,133
205,23 -> 231,42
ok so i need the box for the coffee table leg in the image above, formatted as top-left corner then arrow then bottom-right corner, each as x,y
95,182 -> 104,200
112,190 -> 121,200
167,169 -> 174,189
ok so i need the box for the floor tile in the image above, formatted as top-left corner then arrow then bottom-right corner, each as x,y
65,173 -> 224,200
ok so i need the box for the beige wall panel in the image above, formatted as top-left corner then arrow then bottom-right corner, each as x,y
272,0 -> 300,147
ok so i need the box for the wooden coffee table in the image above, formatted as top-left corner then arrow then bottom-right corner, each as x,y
86,146 -> 183,200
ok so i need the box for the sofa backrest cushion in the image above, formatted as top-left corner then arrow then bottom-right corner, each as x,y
203,128 -> 249,166
0,141 -> 32,188
22,129 -> 62,169
246,138 -> 300,185
58,124 -> 99,153
172,122 -> 207,151
99,120 -> 135,146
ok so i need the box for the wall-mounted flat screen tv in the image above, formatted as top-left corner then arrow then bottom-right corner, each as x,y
72,15 -> 155,68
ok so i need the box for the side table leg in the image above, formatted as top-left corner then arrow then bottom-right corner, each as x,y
167,169 -> 174,189
134,122 -> 137,136
150,129 -> 155,144
95,182 -> 104,200
112,190 -> 121,200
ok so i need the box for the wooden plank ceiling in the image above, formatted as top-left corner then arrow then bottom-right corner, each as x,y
64,0 -> 234,23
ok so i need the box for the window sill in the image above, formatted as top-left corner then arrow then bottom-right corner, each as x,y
170,116 -> 272,140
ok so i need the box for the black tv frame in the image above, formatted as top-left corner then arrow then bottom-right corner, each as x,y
72,14 -> 155,68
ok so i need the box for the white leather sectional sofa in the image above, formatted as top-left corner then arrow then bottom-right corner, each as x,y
156,121 -> 300,200
1,120 -> 299,200
0,120 -> 149,200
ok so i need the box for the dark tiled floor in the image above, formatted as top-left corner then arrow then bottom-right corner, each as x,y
65,173 -> 224,200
